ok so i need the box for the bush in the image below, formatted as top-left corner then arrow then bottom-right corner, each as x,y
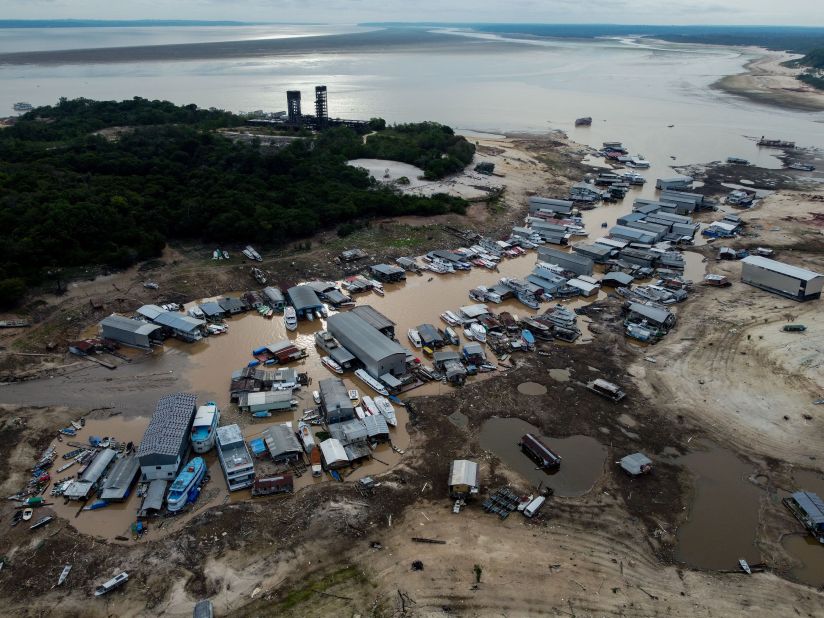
0,278 -> 26,309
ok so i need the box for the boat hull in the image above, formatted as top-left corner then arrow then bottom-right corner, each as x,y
167,458 -> 206,513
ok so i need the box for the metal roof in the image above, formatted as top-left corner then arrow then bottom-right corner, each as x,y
538,247 -> 594,268
218,297 -> 246,312
137,304 -> 165,320
573,243 -> 612,257
287,285 -> 323,311
602,272 -> 634,286
154,312 -> 204,333
100,454 -> 140,500
262,424 -> 302,458
137,393 -> 197,458
459,304 -> 490,319
263,286 -> 284,303
139,479 -> 168,515
327,313 -> 406,365
352,305 -> 395,329
199,301 -> 224,317
370,263 -> 405,276
433,350 -> 460,364
319,438 -> 348,465
792,491 -> 824,525
101,314 -> 160,336
248,390 -> 293,406
742,256 -> 823,282
319,377 -> 353,414
362,414 -> 389,437
627,302 -> 672,324
449,459 -> 479,487
82,448 -> 117,483
217,423 -> 244,447
329,345 -> 356,365
417,323 -> 442,344
330,419 -> 369,444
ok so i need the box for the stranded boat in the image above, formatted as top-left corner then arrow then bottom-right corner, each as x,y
575,116 -> 592,126
407,328 -> 422,348
470,323 -> 487,343
94,572 -> 129,597
373,396 -> 398,427
191,403 -> 220,453
283,307 -> 298,331
58,564 -> 72,586
166,457 -> 206,513
355,369 -> 389,396
444,326 -> 460,346
361,396 -> 380,417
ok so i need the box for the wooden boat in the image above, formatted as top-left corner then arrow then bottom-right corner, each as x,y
70,420 -> 82,431
321,356 -> 343,374
56,460 -> 76,473
739,559 -> 752,575
58,564 -> 72,586
58,427 -> 77,437
22,508 -> 33,521
94,571 -> 129,597
29,516 -> 53,530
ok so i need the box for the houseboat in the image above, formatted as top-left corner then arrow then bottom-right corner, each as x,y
585,379 -> 626,402
191,403 -> 220,453
355,369 -> 389,396
94,572 -> 129,597
519,433 -> 562,470
166,457 -> 206,512
321,356 -> 343,374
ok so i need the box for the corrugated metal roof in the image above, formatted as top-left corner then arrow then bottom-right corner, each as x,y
319,377 -> 352,414
352,305 -> 395,329
100,454 -> 140,500
263,286 -> 284,303
101,314 -> 160,336
199,301 -> 224,317
137,393 -> 197,458
287,285 -> 322,311
628,302 -> 672,324
330,419 -> 369,444
742,256 -> 823,282
538,247 -> 594,267
602,272 -> 634,286
327,313 -> 406,366
449,459 -> 479,487
139,479 -> 168,514
362,414 -> 389,437
320,438 -> 348,465
262,424 -> 302,458
792,491 -> 824,525
137,304 -> 165,320
459,304 -> 490,319
154,312 -> 204,333
370,263 -> 404,275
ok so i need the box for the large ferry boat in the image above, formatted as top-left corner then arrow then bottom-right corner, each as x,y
191,402 -> 220,453
166,457 -> 206,512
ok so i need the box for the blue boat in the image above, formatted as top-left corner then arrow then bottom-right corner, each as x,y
191,403 -> 220,454
252,346 -> 267,356
166,457 -> 206,513
247,360 -> 261,368
521,329 -> 535,349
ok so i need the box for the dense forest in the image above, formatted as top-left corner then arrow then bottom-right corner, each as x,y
786,48 -> 824,91
0,98 -> 472,307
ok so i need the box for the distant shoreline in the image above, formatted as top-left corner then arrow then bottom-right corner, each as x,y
713,50 -> 824,112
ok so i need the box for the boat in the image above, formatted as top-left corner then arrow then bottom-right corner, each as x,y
58,427 -> 77,437
788,162 -> 815,172
355,369 -> 389,396
251,267 -> 267,284
30,516 -> 53,530
371,282 -> 385,296
407,328 -> 422,348
463,327 -> 475,341
70,420 -> 82,431
373,397 -> 398,427
94,572 -> 129,597
362,396 -> 380,417
56,460 -> 76,473
470,323 -> 487,343
517,291 -> 540,310
444,326 -> 460,346
13,102 -> 33,112
252,411 -> 271,418
574,116 -> 592,127
521,329 -> 536,350
191,403 -> 220,453
348,389 -> 359,403
739,559 -> 752,575
188,307 -> 205,319
284,307 -> 298,331
83,500 -> 109,511
355,406 -> 366,420
166,457 -> 206,513
757,137 -> 795,149
100,437 -> 110,448
321,356 -> 343,374
58,564 -> 72,586
22,508 -> 33,521
242,245 -> 263,261
297,421 -> 315,453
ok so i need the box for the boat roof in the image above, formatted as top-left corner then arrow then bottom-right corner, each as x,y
742,255 -> 823,282
193,404 -> 217,426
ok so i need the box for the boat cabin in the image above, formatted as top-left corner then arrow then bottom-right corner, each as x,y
519,433 -> 561,469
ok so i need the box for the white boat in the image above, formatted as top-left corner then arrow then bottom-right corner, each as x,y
321,356 -> 343,374
166,457 -> 206,512
297,421 -> 315,453
355,406 -> 366,420
362,396 -> 380,417
94,571 -> 129,597
463,327 -> 475,341
206,323 -> 228,335
626,156 -> 650,169
369,280 -> 385,296
58,564 -> 72,586
191,403 -> 220,453
407,328 -> 422,348
440,311 -> 461,326
470,323 -> 487,343
355,369 -> 389,396
348,389 -> 359,403
373,396 -> 398,427
284,307 -> 298,331
188,307 -> 205,319
312,390 -> 321,404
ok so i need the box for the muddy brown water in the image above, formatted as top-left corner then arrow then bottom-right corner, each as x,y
479,417 -> 606,497
548,368 -> 571,382
517,382 -> 547,396
675,443 -> 762,571
781,535 -> 824,587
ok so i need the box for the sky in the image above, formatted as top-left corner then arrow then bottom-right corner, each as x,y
1,0 -> 824,27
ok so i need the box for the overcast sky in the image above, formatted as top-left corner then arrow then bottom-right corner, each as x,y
1,0 -> 823,26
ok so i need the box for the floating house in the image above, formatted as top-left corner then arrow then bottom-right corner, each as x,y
625,302 -> 676,332
99,454 -> 140,501
64,448 -> 118,500
239,390 -> 295,414
573,243 -> 614,264
138,479 -> 168,518
601,272 -> 634,287
448,459 -> 480,499
327,313 -> 407,380
262,286 -> 286,312
655,175 -> 693,190
784,491 -> 824,542
319,377 -> 356,424
519,434 -> 561,469
528,196 -> 574,216
198,301 -> 225,321
100,314 -> 162,349
609,226 -> 657,245
218,297 -> 248,315
740,256 -> 824,301
319,438 -> 349,469
217,424 -> 255,491
137,393 -> 198,481
286,285 -> 323,319
137,305 -> 205,342
369,264 -> 407,283
252,475 -> 294,497
417,323 -> 445,349
537,247 -> 594,277
261,424 -> 303,463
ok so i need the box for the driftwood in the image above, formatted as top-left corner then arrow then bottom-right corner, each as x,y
411,537 -> 445,544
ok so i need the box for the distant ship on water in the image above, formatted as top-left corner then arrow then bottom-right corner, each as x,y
13,102 -> 33,112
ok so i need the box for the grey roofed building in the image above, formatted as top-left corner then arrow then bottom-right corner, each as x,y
199,301 -> 225,319
459,304 -> 490,320
617,212 -> 645,226
443,359 -> 467,384
362,414 -> 390,440
433,350 -> 461,368
137,304 -> 165,321
351,305 -> 395,338
462,342 -> 486,362
655,175 -> 694,190
448,459 -> 480,498
218,296 -> 247,314
417,323 -> 444,348
601,272 -> 634,287
789,491 -> 824,533
632,201 -> 663,215
369,263 -> 407,282
304,280 -> 337,294
319,438 -> 349,469
137,393 -> 198,480
100,454 -> 140,501
263,286 -> 285,308
626,302 -> 676,330
528,196 -> 574,214
329,344 -> 356,368
330,419 -> 369,445
429,250 -> 466,265
138,479 -> 168,517
594,237 -> 629,250
537,247 -> 594,276
620,452 -> 653,476
100,314 -> 161,349
287,285 -> 323,317
64,448 -> 118,500
319,377 -> 356,424
609,225 -> 657,244
152,312 -> 205,342
740,255 -> 824,301
327,313 -> 407,379
262,424 -> 303,462
527,274 -> 565,294
573,243 -> 613,263
322,289 -> 352,307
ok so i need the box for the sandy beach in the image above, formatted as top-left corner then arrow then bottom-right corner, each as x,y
716,50 -> 824,112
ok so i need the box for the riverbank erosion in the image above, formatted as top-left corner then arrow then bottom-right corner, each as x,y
714,50 -> 824,112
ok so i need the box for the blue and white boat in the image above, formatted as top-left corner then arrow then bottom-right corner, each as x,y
521,329 -> 536,350
166,457 -> 206,513
191,403 -> 220,453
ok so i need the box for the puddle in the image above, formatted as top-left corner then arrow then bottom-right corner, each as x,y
517,381 -> 547,396
675,443 -> 762,570
548,368 -> 571,382
782,535 -> 824,587
479,417 -> 606,497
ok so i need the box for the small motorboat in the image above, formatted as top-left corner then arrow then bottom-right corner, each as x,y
463,327 -> 475,341
470,323 -> 487,343
312,390 -> 321,404
739,559 -> 752,575
22,508 -> 33,521
70,420 -> 82,431
321,356 -> 343,374
284,306 -> 298,332
30,516 -> 53,530
407,328 -> 422,348
58,564 -> 72,586
94,571 -> 129,597
58,427 -> 76,437
100,437 -> 110,448
252,411 -> 272,418
348,389 -> 359,403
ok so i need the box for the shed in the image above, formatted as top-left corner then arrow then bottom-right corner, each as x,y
594,237 -> 629,250
137,393 -> 198,482
462,343 -> 486,364
319,377 -> 356,424
327,313 -> 407,379
619,453 -> 653,476
573,243 -> 613,263
198,301 -> 225,320
537,247 -> 594,276
786,491 -> 824,537
138,479 -> 168,517
448,459 -> 480,499
63,448 -> 118,500
417,323 -> 445,348
100,314 -> 161,349
242,390 -> 294,413
262,424 -> 303,463
601,272 -> 634,287
99,454 -> 140,501
626,302 -> 676,331
153,312 -> 205,342
362,414 -> 390,441
369,264 -> 407,282
287,285 -> 323,318
263,286 -> 286,311
319,439 -> 349,469
351,305 -> 396,338
567,278 -> 600,297
740,256 -> 823,301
